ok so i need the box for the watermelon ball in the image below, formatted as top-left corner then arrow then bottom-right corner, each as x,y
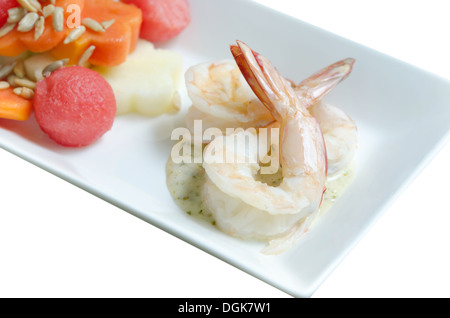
0,0 -> 19,28
34,66 -> 116,148
123,0 -> 191,42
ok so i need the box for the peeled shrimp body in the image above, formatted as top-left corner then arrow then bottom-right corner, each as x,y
185,58 -> 357,175
185,60 -> 272,125
202,41 -> 327,253
310,102 -> 357,175
268,102 -> 357,176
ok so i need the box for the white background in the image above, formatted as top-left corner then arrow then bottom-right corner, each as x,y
1,0 -> 449,298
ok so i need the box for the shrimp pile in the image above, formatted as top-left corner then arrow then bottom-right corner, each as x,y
185,55 -> 357,176
167,41 -> 357,254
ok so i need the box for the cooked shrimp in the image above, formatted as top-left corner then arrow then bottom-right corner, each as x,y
185,58 -> 357,175
310,102 -> 357,175
185,57 -> 354,127
267,101 -> 357,176
202,41 -> 327,253
184,59 -> 272,124
184,99 -> 271,133
293,58 -> 357,175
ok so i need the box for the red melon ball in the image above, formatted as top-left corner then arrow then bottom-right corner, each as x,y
0,0 -> 19,28
123,0 -> 191,42
34,66 -> 116,147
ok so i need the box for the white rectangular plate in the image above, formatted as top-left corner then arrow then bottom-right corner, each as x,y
1,0 -> 450,297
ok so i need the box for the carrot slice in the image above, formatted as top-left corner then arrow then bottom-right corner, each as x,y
0,0 -> 85,56
51,0 -> 142,67
0,31 -> 27,57
0,87 -> 33,121
20,0 -> 85,53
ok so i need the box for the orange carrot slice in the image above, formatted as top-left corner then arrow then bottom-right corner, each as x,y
0,87 -> 33,121
21,0 -> 86,53
0,31 -> 27,57
51,0 -> 142,67
0,0 -> 85,56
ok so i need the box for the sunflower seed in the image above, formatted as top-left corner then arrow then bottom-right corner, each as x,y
18,12 -> 39,32
78,45 -> 96,67
13,87 -> 34,99
0,62 -> 16,80
42,59 -> 69,77
7,7 -> 26,24
13,77 -> 36,89
101,19 -> 115,30
53,7 -> 64,32
0,81 -> 10,90
43,4 -> 55,18
64,25 -> 86,44
8,74 -> 20,87
29,0 -> 42,12
82,18 -> 105,33
34,16 -> 45,40
17,0 -> 40,13
0,22 -> 16,38
13,60 -> 25,78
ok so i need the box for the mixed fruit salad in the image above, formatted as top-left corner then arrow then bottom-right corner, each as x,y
0,0 -> 190,147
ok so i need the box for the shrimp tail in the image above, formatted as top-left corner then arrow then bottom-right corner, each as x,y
295,58 -> 355,107
231,41 -> 300,121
